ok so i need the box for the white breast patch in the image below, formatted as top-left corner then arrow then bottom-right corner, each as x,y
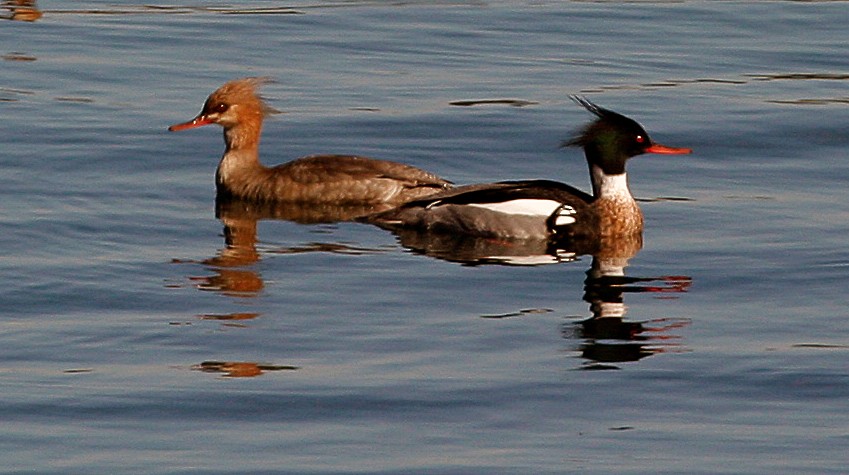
466,199 -> 562,217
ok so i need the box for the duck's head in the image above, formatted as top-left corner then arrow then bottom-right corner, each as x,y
169,77 -> 279,132
564,96 -> 691,175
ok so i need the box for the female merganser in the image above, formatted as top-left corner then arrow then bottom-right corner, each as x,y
366,97 -> 691,241
169,77 -> 451,205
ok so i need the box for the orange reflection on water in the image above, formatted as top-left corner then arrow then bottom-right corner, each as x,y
3,0 -> 41,21
176,196 -> 388,298
190,269 -> 264,296
192,361 -> 298,378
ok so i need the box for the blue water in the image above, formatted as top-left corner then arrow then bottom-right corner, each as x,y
3,1 -> 849,473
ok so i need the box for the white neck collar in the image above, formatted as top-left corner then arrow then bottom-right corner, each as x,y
590,165 -> 633,201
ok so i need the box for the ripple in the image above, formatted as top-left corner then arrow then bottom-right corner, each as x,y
198,312 -> 261,321
578,73 -> 849,96
480,308 -> 554,319
450,99 -> 538,107
579,77 -> 748,93
639,196 -> 695,203
766,97 -> 849,105
746,73 -> 849,81
2,52 -> 36,61
265,242 -> 387,256
0,86 -> 35,102
792,343 -> 849,349
44,5 -> 303,16
54,96 -> 95,103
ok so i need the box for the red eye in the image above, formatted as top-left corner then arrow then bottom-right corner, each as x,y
635,135 -> 645,144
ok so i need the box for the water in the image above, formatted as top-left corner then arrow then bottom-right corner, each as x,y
3,1 -> 849,473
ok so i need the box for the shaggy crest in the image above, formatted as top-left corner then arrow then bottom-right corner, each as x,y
203,77 -> 280,117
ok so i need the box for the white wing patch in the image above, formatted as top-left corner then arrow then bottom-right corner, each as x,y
553,205 -> 577,226
466,199 -> 562,217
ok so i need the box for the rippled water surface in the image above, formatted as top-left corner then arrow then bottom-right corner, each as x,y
3,1 -> 849,473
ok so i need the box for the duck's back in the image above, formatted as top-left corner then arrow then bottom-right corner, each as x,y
226,155 -> 451,204
366,180 -> 599,241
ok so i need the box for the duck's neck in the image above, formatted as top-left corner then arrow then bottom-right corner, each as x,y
588,163 -> 643,234
216,119 -> 266,194
589,164 -> 634,203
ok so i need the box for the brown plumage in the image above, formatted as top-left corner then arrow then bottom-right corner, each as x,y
169,77 -> 451,204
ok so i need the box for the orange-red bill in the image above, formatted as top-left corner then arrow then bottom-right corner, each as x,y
645,143 -> 692,155
168,115 -> 214,132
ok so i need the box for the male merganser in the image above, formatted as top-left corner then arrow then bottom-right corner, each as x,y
365,97 -> 691,241
169,77 -> 451,205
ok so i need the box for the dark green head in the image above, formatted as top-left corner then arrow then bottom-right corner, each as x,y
563,96 -> 691,174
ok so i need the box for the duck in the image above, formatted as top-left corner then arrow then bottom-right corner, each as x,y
169,77 -> 451,205
365,97 -> 691,242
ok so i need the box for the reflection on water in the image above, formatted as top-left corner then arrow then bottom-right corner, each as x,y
216,195 -> 396,225
385,226 -> 643,267
388,227 -> 579,266
198,312 -> 261,329
192,214 -> 264,297
192,361 -> 299,378
191,269 -> 264,296
198,312 -> 261,321
2,0 -> 40,21
176,196 -> 388,297
382,224 -> 691,368
568,255 -> 692,369
179,192 -> 692,374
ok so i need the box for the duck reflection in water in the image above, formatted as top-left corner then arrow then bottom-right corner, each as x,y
183,195 -> 388,297
187,198 -> 265,297
383,226 -> 691,368
568,249 -> 692,369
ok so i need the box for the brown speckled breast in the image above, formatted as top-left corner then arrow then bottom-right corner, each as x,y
592,197 -> 644,237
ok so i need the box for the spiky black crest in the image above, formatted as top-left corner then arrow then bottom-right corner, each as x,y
570,95 -> 607,119
561,96 -> 650,150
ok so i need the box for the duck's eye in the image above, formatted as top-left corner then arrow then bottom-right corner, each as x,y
635,135 -> 645,144
214,103 -> 229,114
